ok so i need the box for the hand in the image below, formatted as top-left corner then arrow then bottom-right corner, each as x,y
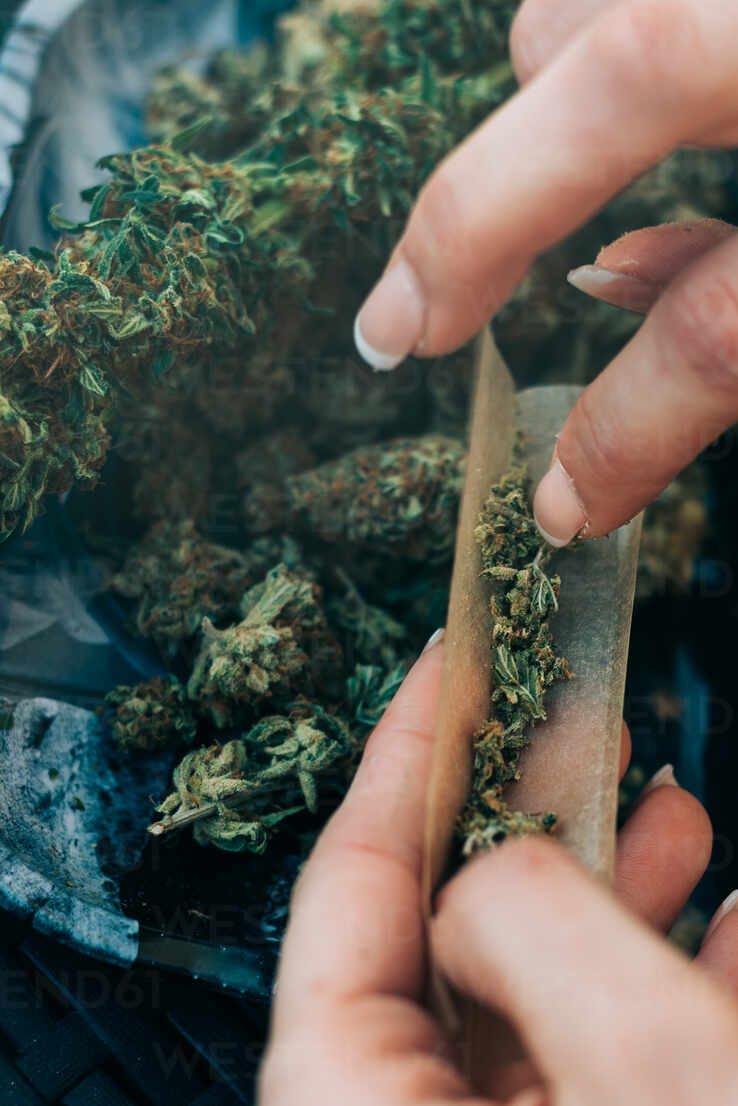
258,639 -> 738,1104
353,0 -> 738,544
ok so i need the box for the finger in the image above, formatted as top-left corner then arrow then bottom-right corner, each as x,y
432,837 -> 738,1102
568,218 -> 736,312
272,635 -> 444,1031
510,0 -> 615,83
615,765 -> 713,931
533,228 -> 738,544
618,719 -> 631,780
698,891 -> 738,997
354,0 -> 738,367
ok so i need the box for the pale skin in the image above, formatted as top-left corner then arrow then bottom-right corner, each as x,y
354,0 -> 738,545
259,640 -> 738,1103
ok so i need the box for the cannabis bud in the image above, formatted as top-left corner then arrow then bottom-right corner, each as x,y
103,675 -> 198,751
345,662 -> 409,730
187,563 -> 342,727
327,575 -> 407,668
157,702 -> 352,852
111,520 -> 259,657
257,434 -> 466,563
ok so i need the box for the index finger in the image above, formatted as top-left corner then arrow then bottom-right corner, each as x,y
271,639 -> 444,1032
354,0 -> 736,368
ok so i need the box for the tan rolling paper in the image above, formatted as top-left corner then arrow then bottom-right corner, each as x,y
422,332 -> 642,1089
422,328 -> 516,898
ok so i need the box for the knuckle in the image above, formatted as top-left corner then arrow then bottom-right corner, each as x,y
509,2 -> 544,83
406,162 -> 518,344
669,270 -> 738,396
407,163 -> 481,297
565,389 -> 635,492
591,0 -> 700,104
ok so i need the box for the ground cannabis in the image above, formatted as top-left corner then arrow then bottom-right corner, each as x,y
458,459 -> 571,854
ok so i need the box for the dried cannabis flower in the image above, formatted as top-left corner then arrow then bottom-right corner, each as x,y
0,0 -> 513,541
156,702 -> 352,852
270,434 -> 466,562
458,460 -> 571,854
111,520 -> 261,657
328,587 -> 407,669
187,563 -> 342,727
0,0 -> 728,547
345,661 -> 408,730
103,676 -> 198,751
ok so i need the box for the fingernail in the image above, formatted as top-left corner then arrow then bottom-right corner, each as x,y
704,889 -> 738,943
533,458 -> 587,548
354,257 -> 425,371
422,627 -> 445,653
640,763 -> 678,798
567,265 -> 658,313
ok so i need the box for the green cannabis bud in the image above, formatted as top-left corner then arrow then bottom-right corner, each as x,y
328,580 -> 407,668
3,0 -> 726,873
187,563 -> 342,727
111,520 -> 262,657
458,460 -> 571,854
0,0 -> 517,542
147,45 -> 275,159
0,0 -> 728,546
345,661 -> 409,730
256,434 -> 466,562
157,701 -> 352,852
103,675 -> 198,751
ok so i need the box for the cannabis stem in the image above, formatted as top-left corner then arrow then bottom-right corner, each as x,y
148,791 -> 258,836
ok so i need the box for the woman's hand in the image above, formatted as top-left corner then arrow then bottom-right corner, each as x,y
353,0 -> 738,545
258,638 -> 738,1104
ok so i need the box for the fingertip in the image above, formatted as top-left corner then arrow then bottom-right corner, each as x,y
594,219 -> 736,282
365,628 -> 444,742
639,779 -> 713,864
616,781 -> 713,930
698,891 -> 738,998
353,313 -> 404,372
430,837 -> 564,1002
639,762 -> 678,799
422,627 -> 445,654
619,720 -> 632,781
567,264 -> 658,313
433,835 -> 563,923
704,889 -> 738,945
533,457 -> 587,547
354,256 -> 425,370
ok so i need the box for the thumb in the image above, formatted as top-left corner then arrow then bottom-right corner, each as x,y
533,225 -> 738,543
430,838 -> 738,1104
567,218 -> 736,313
